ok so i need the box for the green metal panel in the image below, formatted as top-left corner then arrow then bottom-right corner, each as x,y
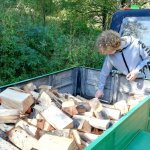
0,67 -> 77,89
124,131 -> 150,150
85,95 -> 150,150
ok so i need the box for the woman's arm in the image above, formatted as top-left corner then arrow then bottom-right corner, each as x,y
95,56 -> 113,98
127,40 -> 150,80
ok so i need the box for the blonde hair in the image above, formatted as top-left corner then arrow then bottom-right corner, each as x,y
96,30 -> 121,51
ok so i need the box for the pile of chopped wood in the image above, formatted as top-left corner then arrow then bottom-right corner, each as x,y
0,83 -> 145,150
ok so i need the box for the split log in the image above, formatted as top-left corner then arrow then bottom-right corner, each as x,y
36,134 -> 78,150
49,129 -> 71,138
127,99 -> 140,110
41,105 -> 73,130
0,129 -> 8,140
38,85 -> 53,91
89,118 -> 110,130
8,127 -> 38,150
114,100 -> 128,115
73,116 -> 91,133
76,103 -> 91,114
72,130 -> 82,150
94,110 -> 109,120
79,132 -> 99,142
62,100 -> 78,116
27,118 -> 55,131
38,91 -> 52,108
46,91 -> 62,108
0,88 -> 34,113
15,120 -> 38,138
0,137 -> 19,150
0,107 -> 20,123
0,124 -> 14,132
21,82 -> 37,92
30,91 -> 39,100
88,98 -> 103,115
103,107 -> 121,120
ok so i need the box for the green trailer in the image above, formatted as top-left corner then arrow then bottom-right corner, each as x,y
1,9 -> 150,150
0,66 -> 150,150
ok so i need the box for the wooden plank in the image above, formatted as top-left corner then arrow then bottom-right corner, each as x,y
41,105 -> 73,130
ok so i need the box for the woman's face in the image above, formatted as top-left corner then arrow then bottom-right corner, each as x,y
99,46 -> 120,55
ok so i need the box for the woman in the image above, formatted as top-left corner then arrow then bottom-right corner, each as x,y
95,30 -> 150,98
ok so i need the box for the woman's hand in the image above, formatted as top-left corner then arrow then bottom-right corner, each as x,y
126,70 -> 138,81
95,90 -> 104,98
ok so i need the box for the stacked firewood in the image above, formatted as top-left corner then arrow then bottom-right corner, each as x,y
0,83 -> 145,150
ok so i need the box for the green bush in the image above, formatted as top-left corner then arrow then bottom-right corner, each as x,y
0,1 -> 104,86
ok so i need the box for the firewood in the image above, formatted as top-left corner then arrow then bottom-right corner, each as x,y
15,120 -> 39,138
8,127 -> 38,150
0,123 -> 14,132
0,88 -> 34,113
103,107 -> 121,120
114,100 -> 128,115
71,130 -> 82,150
91,128 -> 103,135
89,118 -> 110,130
30,91 -> 39,100
38,85 -> 53,91
48,129 -> 71,138
94,110 -> 109,120
38,91 -> 52,108
46,91 -> 62,108
88,98 -> 103,112
21,82 -> 37,92
41,105 -> 73,130
76,103 -> 91,114
127,99 -> 140,110
79,132 -> 99,142
62,100 -> 78,116
0,129 -> 8,140
26,118 -> 55,131
73,117 -> 92,133
0,107 -> 20,123
81,139 -> 89,147
0,137 -> 19,150
36,134 -> 78,150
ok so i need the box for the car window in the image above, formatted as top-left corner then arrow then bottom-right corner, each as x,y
120,17 -> 150,47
